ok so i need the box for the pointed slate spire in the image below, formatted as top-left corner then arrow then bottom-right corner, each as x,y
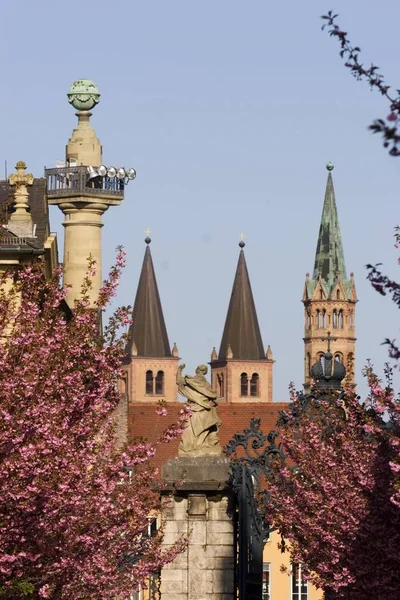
126,236 -> 172,357
218,240 -> 265,360
313,163 -> 347,289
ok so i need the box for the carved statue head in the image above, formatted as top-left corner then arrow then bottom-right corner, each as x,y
195,364 -> 208,376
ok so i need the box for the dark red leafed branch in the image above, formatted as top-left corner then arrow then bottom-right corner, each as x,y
322,11 -> 400,155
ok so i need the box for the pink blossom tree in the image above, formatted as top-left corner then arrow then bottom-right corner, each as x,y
260,238 -> 400,599
265,373 -> 400,600
0,253 -> 184,600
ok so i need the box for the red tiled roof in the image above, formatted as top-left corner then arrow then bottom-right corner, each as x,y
129,402 -> 289,472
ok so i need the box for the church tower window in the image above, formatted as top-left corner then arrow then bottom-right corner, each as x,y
217,374 -> 225,398
145,370 -> 153,395
155,371 -> 164,395
250,373 -> 259,397
240,373 -> 248,397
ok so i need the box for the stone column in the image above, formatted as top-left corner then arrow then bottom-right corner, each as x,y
58,201 -> 107,307
160,456 -> 235,600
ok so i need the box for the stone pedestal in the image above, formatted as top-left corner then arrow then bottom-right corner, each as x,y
160,456 -> 235,600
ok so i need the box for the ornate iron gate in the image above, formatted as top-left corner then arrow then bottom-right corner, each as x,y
226,418 -> 287,600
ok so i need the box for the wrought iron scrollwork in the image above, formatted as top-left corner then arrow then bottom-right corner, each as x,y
225,417 -> 287,493
226,418 -> 288,600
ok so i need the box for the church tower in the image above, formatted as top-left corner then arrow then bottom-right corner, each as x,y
210,239 -> 274,402
123,235 -> 179,403
303,164 -> 357,390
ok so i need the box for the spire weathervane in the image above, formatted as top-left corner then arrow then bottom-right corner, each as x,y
144,228 -> 152,244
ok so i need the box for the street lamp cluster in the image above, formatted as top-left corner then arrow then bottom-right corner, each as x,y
87,165 -> 136,186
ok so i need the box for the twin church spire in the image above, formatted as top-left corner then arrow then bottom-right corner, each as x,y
210,240 -> 274,403
124,236 -> 274,404
125,236 -> 172,359
218,241 -> 266,362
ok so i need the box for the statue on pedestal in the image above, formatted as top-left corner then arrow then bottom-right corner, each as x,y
176,364 -> 222,456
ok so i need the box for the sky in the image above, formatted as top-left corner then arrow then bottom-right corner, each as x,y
1,1 -> 400,401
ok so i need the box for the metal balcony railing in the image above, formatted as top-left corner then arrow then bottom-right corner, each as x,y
45,166 -> 125,199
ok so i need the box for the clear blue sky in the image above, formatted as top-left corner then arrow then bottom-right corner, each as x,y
1,1 -> 400,401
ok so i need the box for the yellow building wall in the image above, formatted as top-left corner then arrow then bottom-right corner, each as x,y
264,530 -> 323,600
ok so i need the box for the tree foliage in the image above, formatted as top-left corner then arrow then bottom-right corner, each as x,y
262,239 -> 400,599
0,253 -> 185,600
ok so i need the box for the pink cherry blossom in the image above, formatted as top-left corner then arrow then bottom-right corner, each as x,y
0,252 -> 186,600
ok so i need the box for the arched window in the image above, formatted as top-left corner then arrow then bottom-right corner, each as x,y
337,289 -> 340,299
320,288 -> 323,300
306,311 -> 311,328
335,353 -> 342,363
155,371 -> 164,395
322,309 -> 327,329
317,310 -> 321,329
250,373 -> 259,397
240,373 -> 248,397
145,370 -> 153,395
338,310 -> 343,329
217,374 -> 225,398
332,310 -> 338,328
318,353 -> 325,370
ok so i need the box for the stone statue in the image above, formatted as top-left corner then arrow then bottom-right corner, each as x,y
177,364 -> 222,456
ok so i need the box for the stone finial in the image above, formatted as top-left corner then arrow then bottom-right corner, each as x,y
131,341 -> 138,356
67,80 -> 100,112
172,342 -> 179,357
211,346 -> 218,361
226,344 -> 233,359
8,161 -> 34,225
266,345 -> 273,360
326,162 -> 334,171
66,80 -> 102,166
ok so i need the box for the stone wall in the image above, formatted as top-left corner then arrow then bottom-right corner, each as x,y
160,457 -> 235,600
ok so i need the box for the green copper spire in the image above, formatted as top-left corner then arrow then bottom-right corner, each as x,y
313,164 -> 347,288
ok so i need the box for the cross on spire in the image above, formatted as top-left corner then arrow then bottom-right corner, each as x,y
144,228 -> 151,237
319,331 -> 338,353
